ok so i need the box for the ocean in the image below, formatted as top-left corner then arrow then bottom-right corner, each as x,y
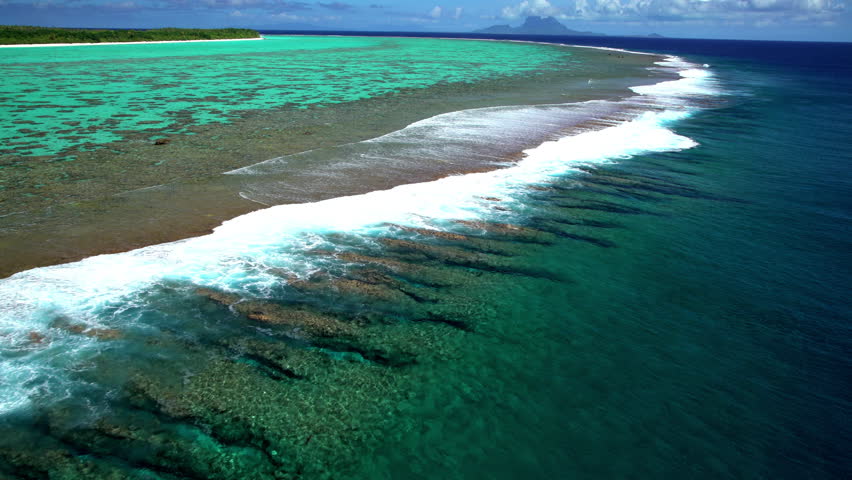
0,33 -> 850,479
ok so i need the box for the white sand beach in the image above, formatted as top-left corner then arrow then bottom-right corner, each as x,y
0,36 -> 264,48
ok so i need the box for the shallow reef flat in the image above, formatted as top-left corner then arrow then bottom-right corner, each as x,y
0,35 -> 664,277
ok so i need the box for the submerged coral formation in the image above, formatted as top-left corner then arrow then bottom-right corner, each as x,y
0,161 -> 709,478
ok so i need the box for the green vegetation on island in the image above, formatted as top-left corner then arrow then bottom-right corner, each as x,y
0,26 -> 261,45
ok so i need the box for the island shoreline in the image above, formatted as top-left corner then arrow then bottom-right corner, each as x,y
0,36 -> 264,48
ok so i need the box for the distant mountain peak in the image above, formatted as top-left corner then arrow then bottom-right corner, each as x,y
475,16 -> 603,37
520,16 -> 563,31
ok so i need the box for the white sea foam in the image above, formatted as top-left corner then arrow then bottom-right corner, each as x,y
225,101 -> 626,177
0,56 -> 716,415
633,56 -> 720,100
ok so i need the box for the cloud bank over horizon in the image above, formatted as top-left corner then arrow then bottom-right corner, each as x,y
0,0 -> 848,41
500,0 -> 844,23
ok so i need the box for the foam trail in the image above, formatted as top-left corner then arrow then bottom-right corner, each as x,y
215,109 -> 695,244
226,103 -> 603,176
225,101 -> 633,206
0,56 -> 716,415
633,56 -> 720,99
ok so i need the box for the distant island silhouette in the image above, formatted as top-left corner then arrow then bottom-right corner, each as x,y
475,16 -> 665,38
475,16 -> 603,36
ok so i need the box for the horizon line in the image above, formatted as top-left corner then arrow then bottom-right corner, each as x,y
2,24 -> 851,44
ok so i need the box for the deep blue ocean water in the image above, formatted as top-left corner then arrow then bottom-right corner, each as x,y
361,33 -> 852,479
0,33 -> 850,478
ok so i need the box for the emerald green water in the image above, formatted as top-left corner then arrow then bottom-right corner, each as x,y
0,36 -> 569,157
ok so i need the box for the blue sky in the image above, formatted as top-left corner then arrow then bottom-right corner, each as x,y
1,0 -> 849,41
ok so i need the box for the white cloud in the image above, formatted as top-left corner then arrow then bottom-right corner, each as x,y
498,0 -> 846,22
429,5 -> 442,18
454,6 -> 463,19
501,0 -> 565,19
270,12 -> 303,21
109,1 -> 136,8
